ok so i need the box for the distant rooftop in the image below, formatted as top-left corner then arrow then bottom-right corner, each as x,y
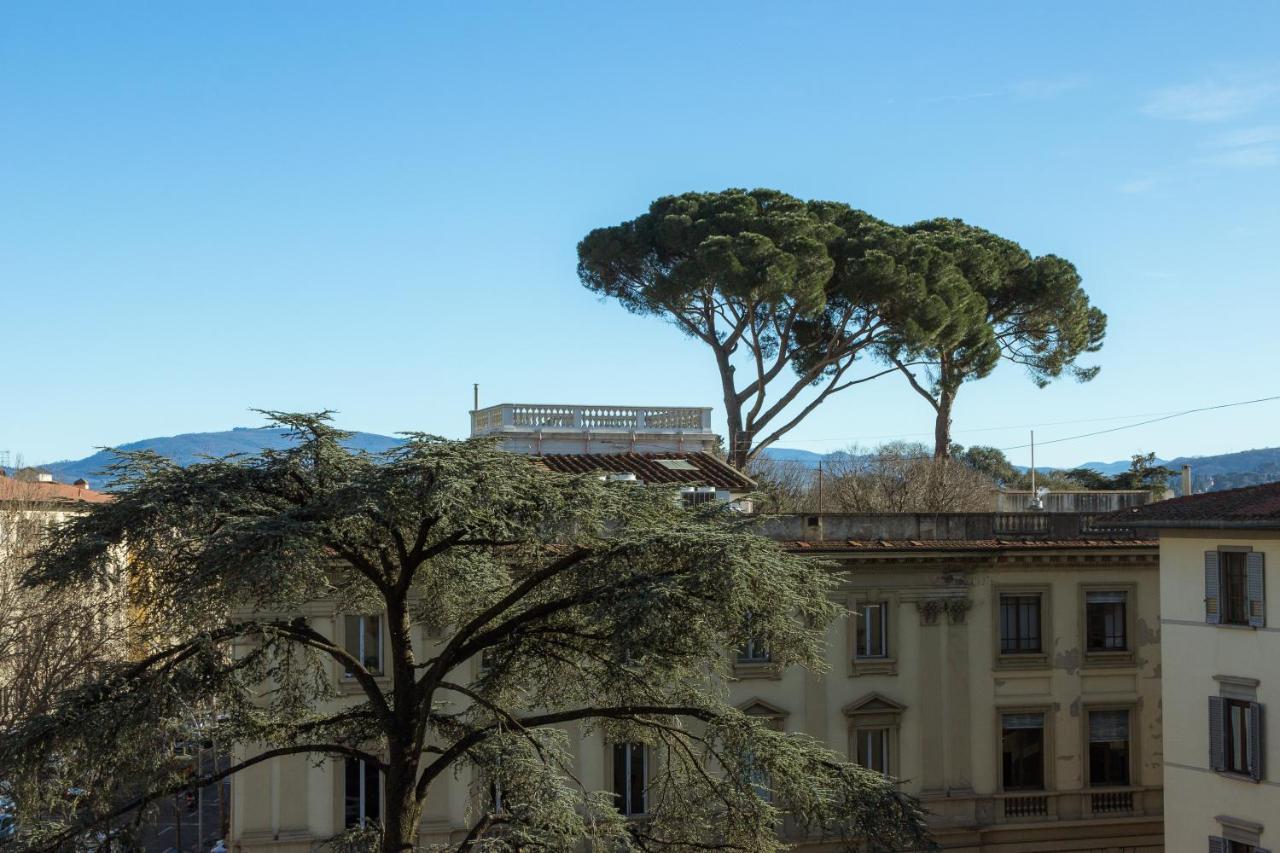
534,451 -> 754,492
758,512 -> 1151,550
1100,480 -> 1280,529
0,475 -> 111,505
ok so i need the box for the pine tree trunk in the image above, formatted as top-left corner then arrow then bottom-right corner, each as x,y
933,393 -> 954,460
380,764 -> 422,853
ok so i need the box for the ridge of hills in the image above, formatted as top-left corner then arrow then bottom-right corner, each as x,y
13,428 -> 1280,494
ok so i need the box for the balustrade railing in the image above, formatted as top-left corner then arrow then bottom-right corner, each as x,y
471,404 -> 711,435
1089,789 -> 1135,815
1000,793 -> 1050,819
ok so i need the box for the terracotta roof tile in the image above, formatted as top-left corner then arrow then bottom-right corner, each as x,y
533,452 -> 755,491
1098,481 -> 1280,527
0,477 -> 112,505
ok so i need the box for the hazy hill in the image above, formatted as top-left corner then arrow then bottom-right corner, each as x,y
27,427 -> 403,489
19,430 -> 1280,494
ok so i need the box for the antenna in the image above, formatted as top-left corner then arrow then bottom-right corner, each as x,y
1029,431 -> 1044,511
473,383 -> 479,412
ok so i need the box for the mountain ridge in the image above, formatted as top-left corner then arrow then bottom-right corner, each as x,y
15,428 -> 1280,494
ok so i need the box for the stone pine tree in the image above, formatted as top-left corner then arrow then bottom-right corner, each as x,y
578,188 -> 950,470
2,413 -> 932,853
880,219 -> 1107,459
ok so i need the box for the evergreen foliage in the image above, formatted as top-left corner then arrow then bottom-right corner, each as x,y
1,413 -> 932,853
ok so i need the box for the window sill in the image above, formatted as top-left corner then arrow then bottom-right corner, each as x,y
1082,651 -> 1135,668
850,657 -> 897,677
1215,770 -> 1261,784
339,675 -> 390,694
994,653 -> 1050,671
732,661 -> 782,680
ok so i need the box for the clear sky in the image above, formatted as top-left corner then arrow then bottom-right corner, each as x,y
3,2 -> 1278,468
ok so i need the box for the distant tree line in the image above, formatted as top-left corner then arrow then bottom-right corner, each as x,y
748,445 -> 1174,513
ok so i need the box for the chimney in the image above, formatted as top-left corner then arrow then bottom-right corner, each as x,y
1181,464 -> 1192,496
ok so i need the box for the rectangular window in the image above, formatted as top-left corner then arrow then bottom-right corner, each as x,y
1088,709 -> 1130,787
612,743 -> 647,816
343,758 -> 381,828
344,615 -> 383,676
1085,591 -> 1128,652
737,636 -> 770,663
1001,712 -> 1045,791
1000,595 -> 1042,654
855,602 -> 888,659
856,728 -> 890,775
1226,698 -> 1254,776
1223,552 -> 1249,626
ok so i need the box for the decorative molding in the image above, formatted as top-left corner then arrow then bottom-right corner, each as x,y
917,599 -> 945,626
945,598 -> 973,625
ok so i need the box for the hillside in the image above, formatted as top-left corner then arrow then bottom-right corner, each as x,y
18,431 -> 1280,494
26,427 -> 403,489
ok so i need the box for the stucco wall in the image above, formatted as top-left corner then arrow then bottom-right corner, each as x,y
230,547 -> 1163,851
1160,530 -> 1280,852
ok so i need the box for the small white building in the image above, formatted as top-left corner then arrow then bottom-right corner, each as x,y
470,403 -> 717,456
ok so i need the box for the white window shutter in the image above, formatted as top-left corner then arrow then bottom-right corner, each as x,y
1209,696 -> 1226,771
1205,551 -> 1221,624
1208,837 -> 1226,853
1248,552 -> 1267,628
1250,702 -> 1264,782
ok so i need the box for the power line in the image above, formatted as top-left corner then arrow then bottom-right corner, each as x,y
998,394 -> 1280,452
785,408 -> 1191,445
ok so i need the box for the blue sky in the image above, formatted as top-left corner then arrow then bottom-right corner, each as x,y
3,2 -> 1278,468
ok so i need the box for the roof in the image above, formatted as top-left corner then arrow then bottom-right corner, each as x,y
0,477 -> 112,505
1098,480 -> 1280,529
784,537 -> 1155,553
534,451 -> 755,492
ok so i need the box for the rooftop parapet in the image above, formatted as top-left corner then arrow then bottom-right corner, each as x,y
757,512 -> 1148,545
470,404 -> 718,455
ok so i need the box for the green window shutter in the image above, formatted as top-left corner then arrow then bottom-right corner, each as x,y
1250,702 -> 1264,782
1205,551 -> 1221,624
1248,552 -> 1267,628
1209,696 -> 1226,771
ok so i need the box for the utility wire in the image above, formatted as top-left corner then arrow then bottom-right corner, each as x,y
998,394 -> 1280,452
788,408 -> 1192,445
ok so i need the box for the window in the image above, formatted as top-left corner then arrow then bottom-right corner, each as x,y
855,602 -> 888,658
1224,552 -> 1249,626
344,758 -> 381,828
1000,595 -> 1042,654
344,615 -> 383,677
1209,696 -> 1264,781
1088,709 -> 1130,787
736,612 -> 770,665
1001,712 -> 1045,790
856,727 -> 890,775
1086,591 -> 1128,652
1206,550 -> 1266,628
612,743 -> 647,816
737,636 -> 770,663
1209,839 -> 1268,853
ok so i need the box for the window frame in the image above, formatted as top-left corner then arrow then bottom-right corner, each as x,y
1080,583 -> 1136,667
609,742 -> 649,817
1221,551 -> 1250,627
997,705 -> 1053,793
1082,704 -> 1136,789
847,592 -> 898,676
993,586 -> 1051,670
343,614 -> 385,679
342,756 -> 383,829
843,693 -> 905,779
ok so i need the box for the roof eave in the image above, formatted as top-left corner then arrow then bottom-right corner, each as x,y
1121,518 -> 1280,530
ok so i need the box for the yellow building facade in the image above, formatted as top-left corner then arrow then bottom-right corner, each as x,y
230,511 -> 1163,852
